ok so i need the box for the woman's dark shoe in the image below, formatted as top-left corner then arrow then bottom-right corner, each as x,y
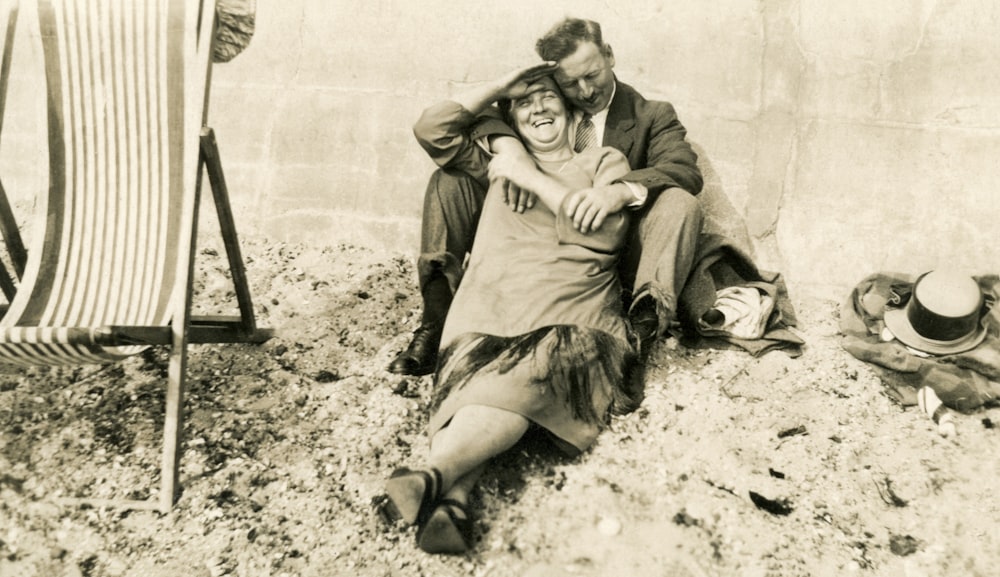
416,498 -> 473,555
387,323 -> 442,376
384,467 -> 443,525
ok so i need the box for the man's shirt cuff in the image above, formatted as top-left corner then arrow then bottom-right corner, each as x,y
623,181 -> 648,208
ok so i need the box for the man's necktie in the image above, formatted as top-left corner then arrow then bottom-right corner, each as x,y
575,115 -> 597,153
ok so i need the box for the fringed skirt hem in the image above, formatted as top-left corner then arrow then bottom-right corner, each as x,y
429,325 -> 633,453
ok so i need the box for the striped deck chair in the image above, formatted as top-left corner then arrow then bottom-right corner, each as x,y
0,0 -> 271,512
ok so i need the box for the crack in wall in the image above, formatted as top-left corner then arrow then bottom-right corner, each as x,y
745,0 -> 807,270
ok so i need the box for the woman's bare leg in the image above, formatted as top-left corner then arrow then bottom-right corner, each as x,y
430,404 -> 529,492
385,405 -> 527,524
441,463 -> 484,507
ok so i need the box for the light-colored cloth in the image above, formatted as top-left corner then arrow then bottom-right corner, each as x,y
214,0 -> 256,63
412,100 -> 634,452
698,285 -> 775,340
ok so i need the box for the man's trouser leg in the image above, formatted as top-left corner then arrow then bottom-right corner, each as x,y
620,187 -> 703,344
616,188 -> 702,412
388,168 -> 487,376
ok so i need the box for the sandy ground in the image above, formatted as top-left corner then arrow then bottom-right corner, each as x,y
1,236 -> 999,577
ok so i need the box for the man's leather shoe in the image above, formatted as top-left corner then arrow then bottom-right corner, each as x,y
612,300 -> 667,415
630,307 -> 660,359
612,358 -> 646,416
388,323 -> 442,376
613,316 -> 656,416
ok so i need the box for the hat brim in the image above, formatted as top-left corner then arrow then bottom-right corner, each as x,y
883,308 -> 987,355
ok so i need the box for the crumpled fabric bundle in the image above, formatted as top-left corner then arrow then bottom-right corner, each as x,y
214,0 -> 256,63
839,272 -> 1000,411
677,233 -> 804,357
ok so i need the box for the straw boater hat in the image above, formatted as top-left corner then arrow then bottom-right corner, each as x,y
883,270 -> 987,355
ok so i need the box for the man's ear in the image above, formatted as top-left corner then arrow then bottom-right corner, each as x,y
603,44 -> 616,67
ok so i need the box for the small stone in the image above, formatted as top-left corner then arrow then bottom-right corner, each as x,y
889,534 -> 920,556
313,369 -> 340,383
597,516 -> 622,536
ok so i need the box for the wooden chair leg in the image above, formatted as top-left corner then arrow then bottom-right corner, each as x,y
200,127 -> 259,336
0,178 -> 26,303
159,124 -> 203,513
0,179 -> 26,278
160,325 -> 190,514
0,179 -> 23,303
0,258 -> 15,302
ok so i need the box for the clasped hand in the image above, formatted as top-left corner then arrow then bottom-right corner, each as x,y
563,184 -> 633,234
491,151 -> 631,232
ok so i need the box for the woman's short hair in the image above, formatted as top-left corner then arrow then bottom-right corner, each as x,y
535,18 -> 605,61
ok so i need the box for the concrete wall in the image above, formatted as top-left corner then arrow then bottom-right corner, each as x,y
2,0 -> 999,300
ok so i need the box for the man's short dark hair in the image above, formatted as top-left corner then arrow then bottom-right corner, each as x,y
536,17 -> 605,61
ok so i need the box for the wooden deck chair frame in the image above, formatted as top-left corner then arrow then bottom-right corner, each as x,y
0,1 -> 27,303
0,0 -> 271,513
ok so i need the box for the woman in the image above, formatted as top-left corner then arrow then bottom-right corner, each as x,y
384,65 -> 636,554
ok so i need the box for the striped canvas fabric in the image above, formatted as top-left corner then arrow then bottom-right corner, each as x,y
0,0 -> 208,366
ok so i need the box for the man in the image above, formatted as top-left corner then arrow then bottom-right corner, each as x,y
389,16 -> 703,377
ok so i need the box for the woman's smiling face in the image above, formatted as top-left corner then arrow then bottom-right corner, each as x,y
511,76 -> 570,154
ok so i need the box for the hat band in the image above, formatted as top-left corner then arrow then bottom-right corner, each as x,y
906,293 -> 981,342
